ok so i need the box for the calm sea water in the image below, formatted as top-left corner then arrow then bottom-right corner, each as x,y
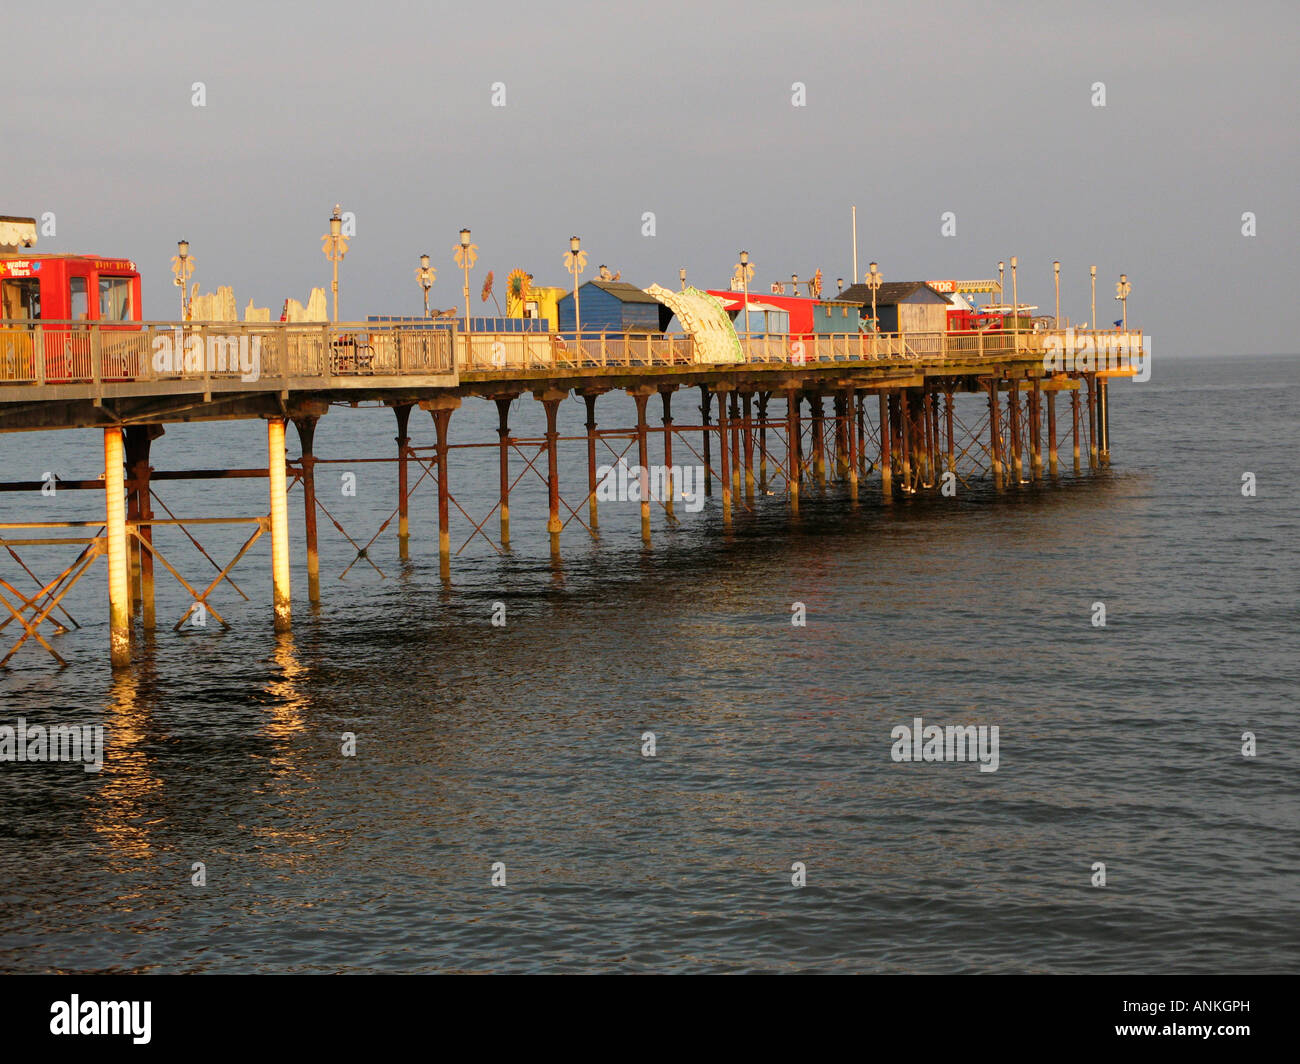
1,354 -> 1296,973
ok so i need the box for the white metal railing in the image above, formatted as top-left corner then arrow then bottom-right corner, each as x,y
0,322 -> 1142,391
0,321 -> 456,386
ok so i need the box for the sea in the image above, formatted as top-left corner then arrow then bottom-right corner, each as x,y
0,353 -> 1296,973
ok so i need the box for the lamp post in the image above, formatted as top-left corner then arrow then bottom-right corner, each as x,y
1010,255 -> 1019,347
734,251 -> 754,342
1115,273 -> 1131,332
997,261 -> 1005,324
1053,260 -> 1060,327
791,273 -> 799,297
415,254 -> 436,318
453,228 -> 477,334
563,235 -> 587,335
320,205 -> 349,322
1090,265 -> 1097,331
170,239 -> 195,320
679,266 -> 687,291
837,277 -> 844,293
866,260 -> 882,330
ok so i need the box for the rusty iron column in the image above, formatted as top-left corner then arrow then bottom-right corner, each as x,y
844,388 -> 859,502
1071,385 -> 1082,471
1047,389 -> 1059,476
832,392 -> 847,480
809,394 -> 826,486
856,392 -> 867,476
1087,374 -> 1099,468
426,397 -> 461,578
394,403 -> 413,559
125,436 -> 142,613
728,393 -> 742,497
757,391 -> 770,488
920,387 -> 930,486
292,415 -> 321,606
899,390 -> 912,493
633,389 -> 653,545
660,387 -> 676,521
538,391 -> 564,556
124,425 -> 158,630
716,385 -> 732,526
741,391 -> 755,500
878,390 -> 892,500
1008,382 -> 1023,484
104,427 -> 131,668
784,388 -> 800,514
496,396 -> 514,546
580,392 -> 600,533
267,417 -> 292,632
1098,376 -> 1111,466
1030,379 -> 1043,480
987,380 -> 1003,490
699,385 -> 713,496
944,389 -> 955,476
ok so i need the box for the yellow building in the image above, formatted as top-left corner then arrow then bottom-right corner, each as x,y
505,268 -> 566,331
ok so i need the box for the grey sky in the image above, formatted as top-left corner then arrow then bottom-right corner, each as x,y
7,0 -> 1297,356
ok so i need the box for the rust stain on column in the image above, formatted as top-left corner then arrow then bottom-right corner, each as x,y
716,385 -> 732,526
496,396 -> 514,546
660,387 -> 676,521
293,415 -> 320,605
394,403 -> 413,559
1047,389 -> 1059,477
633,390 -> 652,545
878,390 -> 892,500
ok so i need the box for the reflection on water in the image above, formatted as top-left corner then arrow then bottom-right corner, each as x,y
0,357 -> 1297,972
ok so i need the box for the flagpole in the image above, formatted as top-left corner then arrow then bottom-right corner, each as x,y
852,205 -> 859,283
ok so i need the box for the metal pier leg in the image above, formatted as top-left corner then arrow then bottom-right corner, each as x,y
785,388 -> 800,514
1087,374 -> 1098,469
1031,379 -> 1042,480
758,391 -> 770,488
660,388 -> 676,521
267,417 -> 292,632
293,415 -> 320,606
729,393 -> 742,497
878,390 -> 892,500
1047,390 -> 1059,477
125,425 -> 158,630
900,390 -> 912,493
634,390 -> 652,546
1071,385 -> 1081,472
699,385 -> 713,496
394,403 -> 413,560
845,388 -> 859,503
104,427 -> 131,668
988,381 -> 1004,490
540,393 -> 563,557
742,392 -> 755,501
496,396 -> 514,546
810,394 -> 826,486
427,399 -> 460,578
1009,382 -> 1023,484
944,389 -> 955,476
717,387 -> 732,526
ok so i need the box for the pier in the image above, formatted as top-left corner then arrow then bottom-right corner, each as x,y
0,319 -> 1142,668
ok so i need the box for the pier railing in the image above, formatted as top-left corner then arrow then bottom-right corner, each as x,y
0,321 -> 1142,392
